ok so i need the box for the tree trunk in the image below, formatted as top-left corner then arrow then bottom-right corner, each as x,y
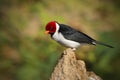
50,48 -> 102,80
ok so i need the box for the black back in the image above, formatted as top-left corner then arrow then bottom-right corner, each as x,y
58,24 -> 95,44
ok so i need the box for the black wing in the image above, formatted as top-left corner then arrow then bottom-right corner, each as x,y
59,24 -> 95,44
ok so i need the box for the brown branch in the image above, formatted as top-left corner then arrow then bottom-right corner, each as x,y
50,48 -> 102,80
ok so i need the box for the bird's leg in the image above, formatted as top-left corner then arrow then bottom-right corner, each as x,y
71,48 -> 76,51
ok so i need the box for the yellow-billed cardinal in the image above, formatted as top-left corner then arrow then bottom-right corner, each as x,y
45,21 -> 113,50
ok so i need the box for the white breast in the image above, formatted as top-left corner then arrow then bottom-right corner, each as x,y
51,23 -> 80,48
52,32 -> 80,48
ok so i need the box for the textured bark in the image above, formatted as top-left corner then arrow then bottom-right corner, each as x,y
50,48 -> 102,80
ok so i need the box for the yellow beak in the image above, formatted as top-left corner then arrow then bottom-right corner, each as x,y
45,31 -> 50,34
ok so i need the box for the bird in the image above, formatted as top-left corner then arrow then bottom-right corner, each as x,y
45,21 -> 113,50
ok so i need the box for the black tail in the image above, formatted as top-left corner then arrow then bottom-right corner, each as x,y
94,41 -> 114,48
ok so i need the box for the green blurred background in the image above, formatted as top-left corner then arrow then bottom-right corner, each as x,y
0,0 -> 120,80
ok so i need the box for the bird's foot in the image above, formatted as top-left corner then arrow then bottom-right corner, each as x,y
71,48 -> 76,51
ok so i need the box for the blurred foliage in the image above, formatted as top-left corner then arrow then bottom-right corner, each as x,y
0,0 -> 120,80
